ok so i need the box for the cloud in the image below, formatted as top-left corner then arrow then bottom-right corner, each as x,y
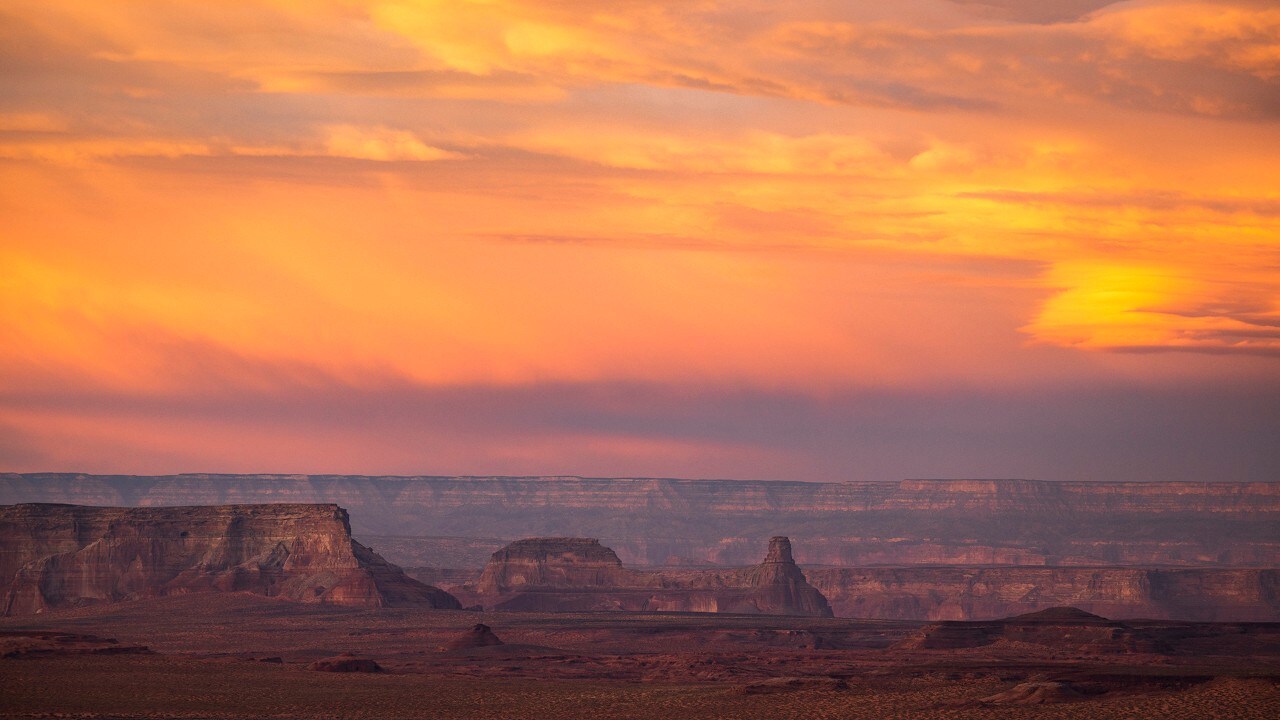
1024,261 -> 1280,354
959,189 -> 1280,216
512,128 -> 888,173
5,102 -> 1275,362
4,365 -> 1278,482
320,125 -> 462,161
0,0 -> 1277,477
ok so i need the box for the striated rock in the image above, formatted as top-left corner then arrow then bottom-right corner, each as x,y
806,566 -> 1280,621
738,537 -> 833,617
0,503 -> 461,615
5,475 -> 1276,622
475,538 -> 629,594
4,475 -> 1277,569
469,536 -> 832,617
444,623 -> 504,650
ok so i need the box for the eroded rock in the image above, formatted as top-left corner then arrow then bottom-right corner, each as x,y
0,503 -> 462,615
469,536 -> 832,617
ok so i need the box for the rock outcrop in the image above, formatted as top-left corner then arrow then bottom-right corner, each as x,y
466,536 -> 832,617
898,607 -> 1166,653
0,630 -> 153,658
738,537 -> 833,617
3,475 -> 1275,569
475,538 -> 630,594
308,653 -> 382,672
978,681 -> 1084,705
806,566 -> 1280,621
5,475 -> 1276,622
444,623 -> 504,651
0,503 -> 461,615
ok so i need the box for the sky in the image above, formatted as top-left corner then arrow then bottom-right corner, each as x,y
1,0 -> 1278,482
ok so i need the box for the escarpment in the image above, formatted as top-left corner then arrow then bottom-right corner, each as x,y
6,476 -> 1276,622
463,535 -> 832,617
5,475 -> 1275,569
0,503 -> 461,615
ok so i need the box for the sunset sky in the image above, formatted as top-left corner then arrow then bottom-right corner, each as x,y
2,0 -> 1278,482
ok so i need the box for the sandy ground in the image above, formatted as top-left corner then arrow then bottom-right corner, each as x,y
1,594 -> 1277,719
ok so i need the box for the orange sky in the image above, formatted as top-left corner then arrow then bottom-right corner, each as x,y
1,1 -> 1278,481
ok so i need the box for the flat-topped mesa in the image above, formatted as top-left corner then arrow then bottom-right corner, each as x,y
0,503 -> 461,615
474,537 -> 627,594
489,537 -> 623,565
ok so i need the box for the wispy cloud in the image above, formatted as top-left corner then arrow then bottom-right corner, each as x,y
0,1 -> 1276,476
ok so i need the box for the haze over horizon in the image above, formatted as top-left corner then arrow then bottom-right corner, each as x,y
2,1 -> 1278,482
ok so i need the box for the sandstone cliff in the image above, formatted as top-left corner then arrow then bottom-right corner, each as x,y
0,503 -> 461,615
4,474 -> 1274,568
464,536 -> 832,617
475,538 -> 631,594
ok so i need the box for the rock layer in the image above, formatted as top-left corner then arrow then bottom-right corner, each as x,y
465,536 -> 832,617
806,566 -> 1280,621
899,606 -> 1166,653
0,503 -> 461,615
475,538 -> 630,594
4,474 -> 1275,568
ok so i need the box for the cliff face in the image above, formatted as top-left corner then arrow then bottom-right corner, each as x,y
465,536 -> 832,617
4,474 -> 1275,568
475,538 -> 630,594
0,503 -> 461,615
806,566 -> 1280,621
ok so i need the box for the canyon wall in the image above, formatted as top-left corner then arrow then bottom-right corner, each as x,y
0,503 -> 460,615
4,474 -> 1276,568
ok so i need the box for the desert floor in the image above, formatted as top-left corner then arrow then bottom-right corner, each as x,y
2,594 -> 1278,719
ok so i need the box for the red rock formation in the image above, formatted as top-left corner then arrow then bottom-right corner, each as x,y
898,606 -> 1166,654
475,538 -> 630,594
0,503 -> 460,615
6,475 -> 1276,622
806,566 -> 1280,621
469,536 -> 832,617
444,623 -> 504,650
737,537 -> 833,617
4,474 -> 1274,569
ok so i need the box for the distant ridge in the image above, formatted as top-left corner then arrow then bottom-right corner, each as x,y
3,474 -> 1277,579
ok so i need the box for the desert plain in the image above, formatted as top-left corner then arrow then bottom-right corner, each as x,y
3,592 -> 1278,719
